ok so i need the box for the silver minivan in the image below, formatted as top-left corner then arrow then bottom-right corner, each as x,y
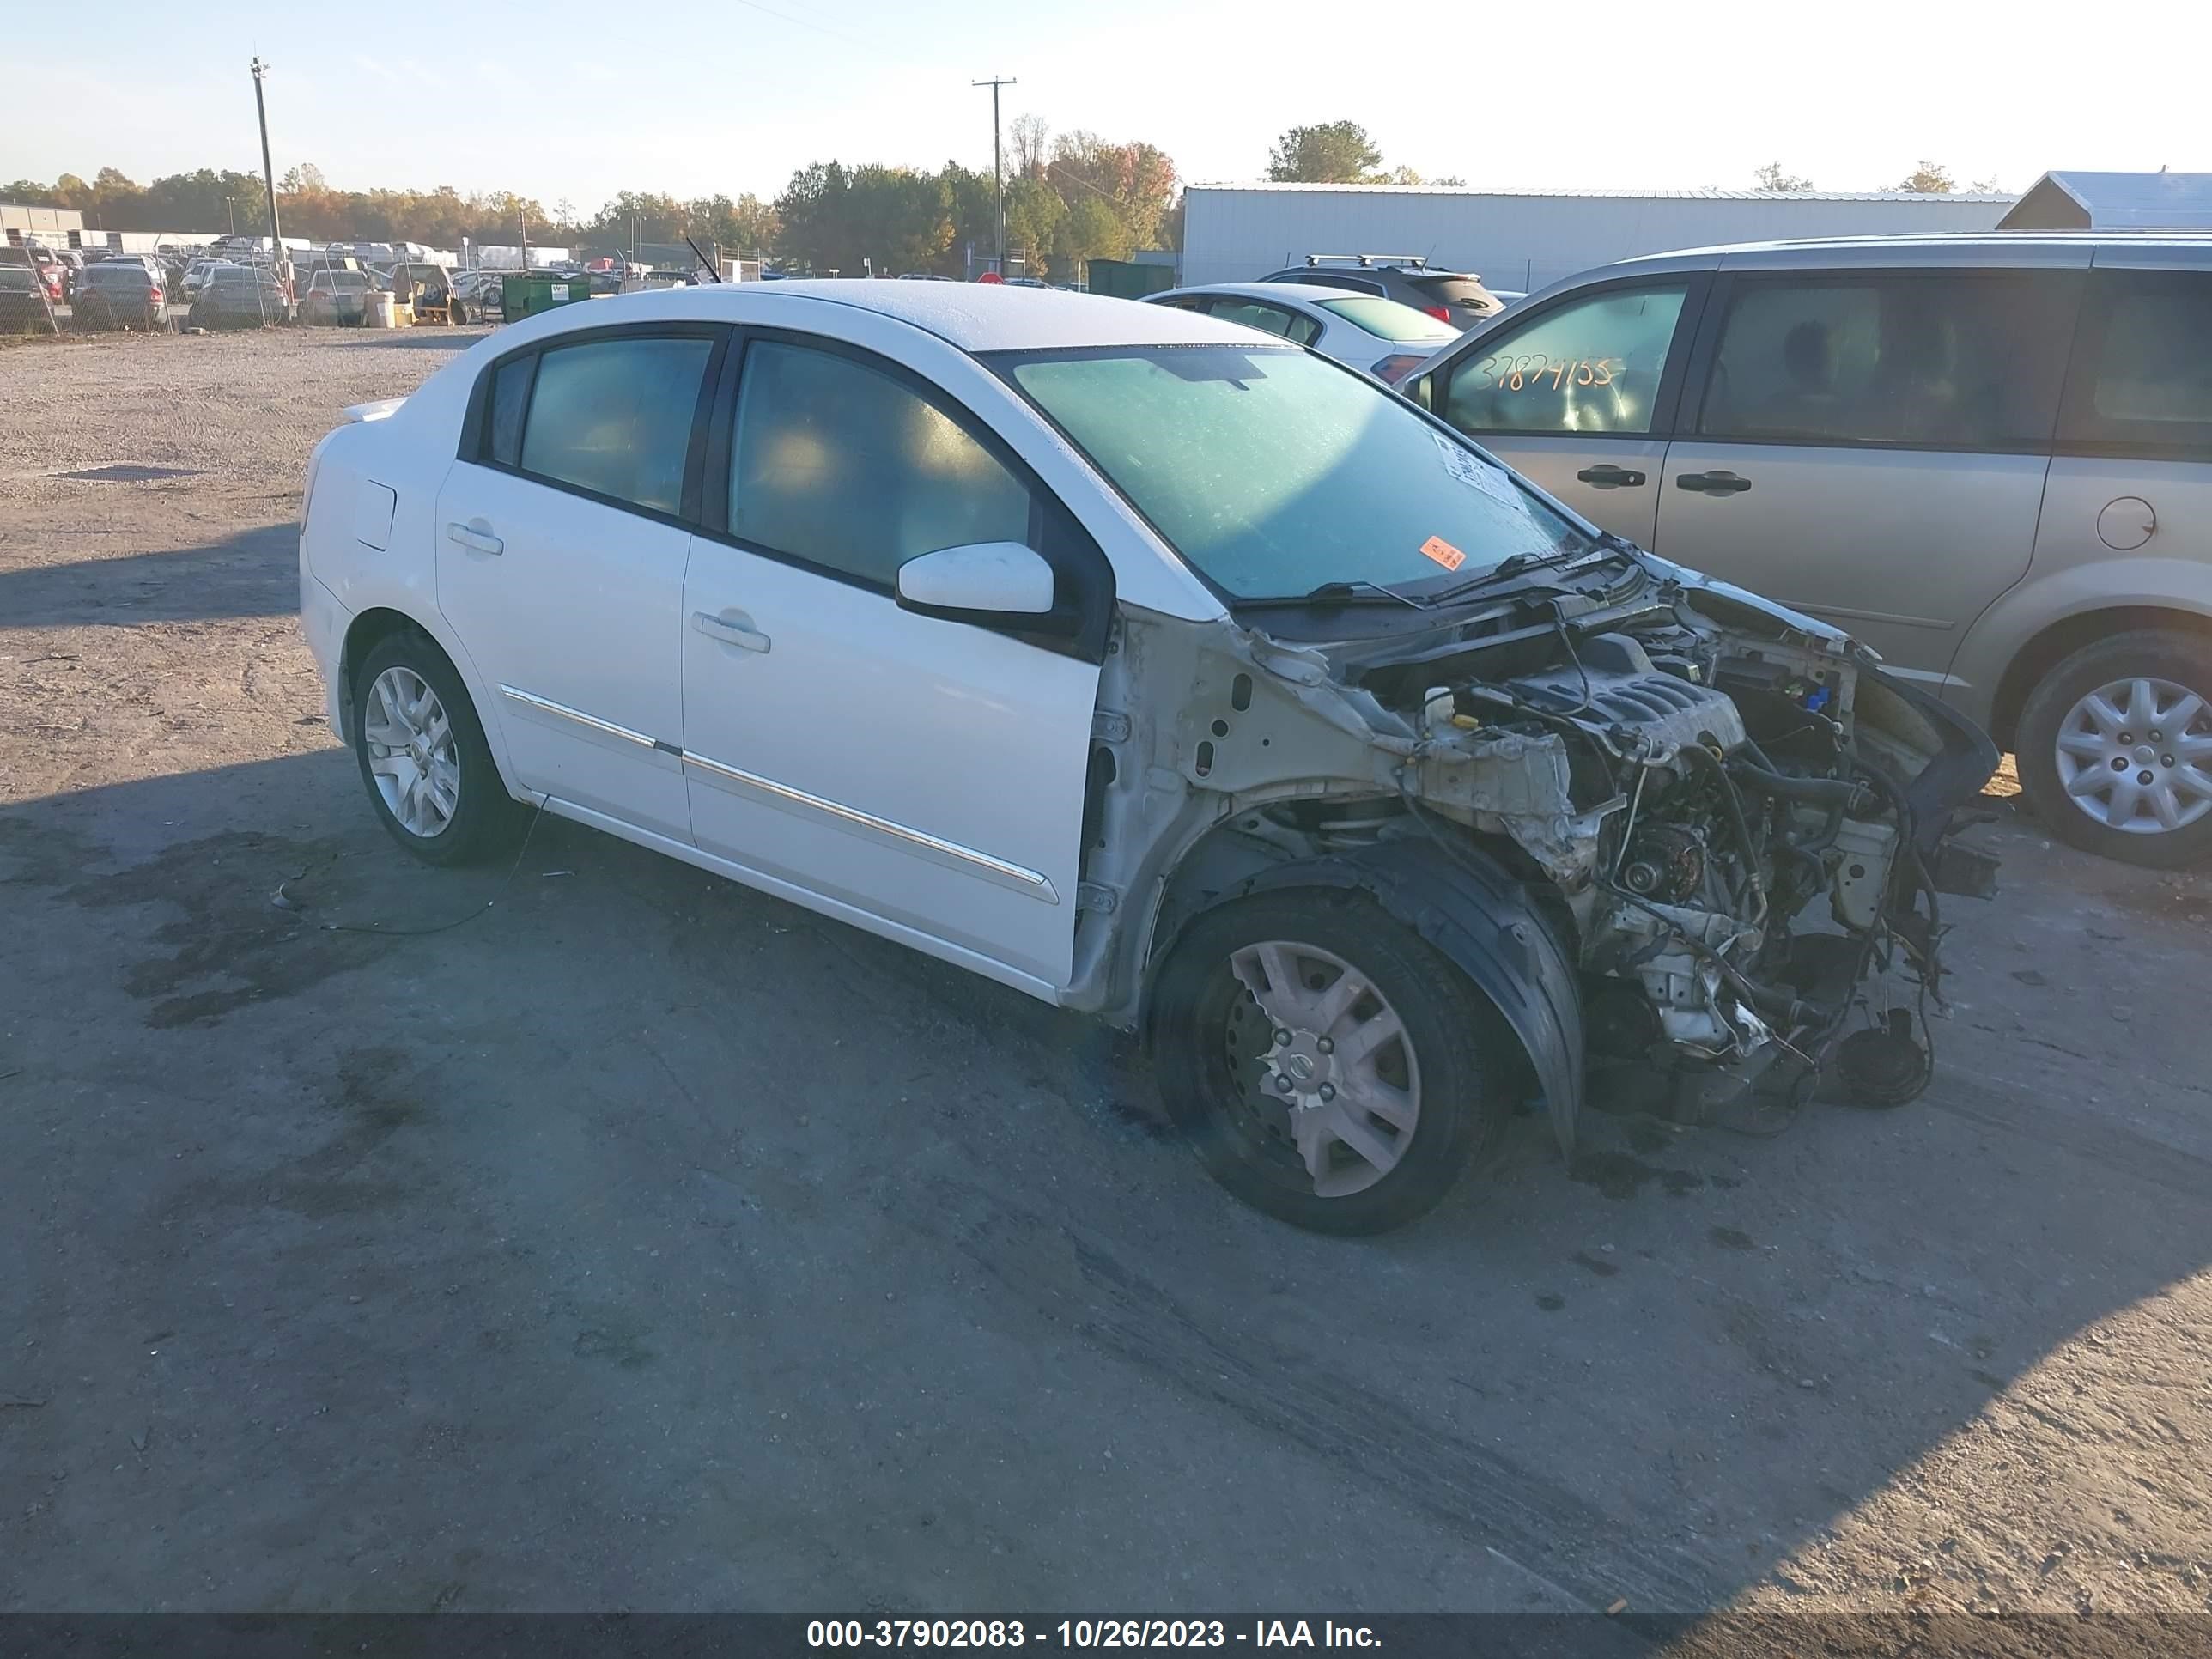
1406,233 -> 2212,867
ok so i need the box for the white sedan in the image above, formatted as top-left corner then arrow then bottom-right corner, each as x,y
299,282 -> 1985,1234
1143,280 -> 1460,384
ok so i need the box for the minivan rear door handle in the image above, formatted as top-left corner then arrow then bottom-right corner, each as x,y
1575,463 -> 1647,489
1675,470 -> 1753,495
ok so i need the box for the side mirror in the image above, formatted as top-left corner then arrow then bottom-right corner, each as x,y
1407,373 -> 1434,410
896,541 -> 1057,622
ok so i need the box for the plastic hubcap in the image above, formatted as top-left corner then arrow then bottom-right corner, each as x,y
2054,676 -> 2212,836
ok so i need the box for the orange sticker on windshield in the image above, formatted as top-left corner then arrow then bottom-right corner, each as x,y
1419,535 -> 1467,571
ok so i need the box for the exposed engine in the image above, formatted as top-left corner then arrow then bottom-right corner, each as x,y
1334,566 -> 2000,1122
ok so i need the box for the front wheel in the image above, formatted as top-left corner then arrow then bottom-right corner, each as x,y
1150,891 -> 1511,1234
2016,629 -> 2212,868
351,631 -> 527,866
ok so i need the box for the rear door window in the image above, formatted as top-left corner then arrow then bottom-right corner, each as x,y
2059,270 -> 2212,459
517,333 -> 716,517
1205,299 -> 1320,346
1443,283 -> 1691,434
1694,272 -> 2077,452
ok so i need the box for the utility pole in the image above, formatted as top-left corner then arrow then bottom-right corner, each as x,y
970,75 -> 1016,277
249,58 -> 282,256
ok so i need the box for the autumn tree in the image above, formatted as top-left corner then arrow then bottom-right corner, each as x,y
1754,161 -> 1814,191
1008,113 -> 1051,178
1267,121 -> 1382,184
1895,160 -> 1955,193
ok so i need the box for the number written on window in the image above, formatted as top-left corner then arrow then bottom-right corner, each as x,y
1465,355 -> 1621,392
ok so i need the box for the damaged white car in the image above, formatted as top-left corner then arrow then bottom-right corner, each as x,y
300,283 -> 1999,1233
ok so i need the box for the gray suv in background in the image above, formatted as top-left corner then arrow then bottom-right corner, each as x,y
1258,255 -> 1506,330
1407,233 -> 2212,867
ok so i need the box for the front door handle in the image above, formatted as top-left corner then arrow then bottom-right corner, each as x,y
1575,463 -> 1647,489
1674,470 -> 1753,495
445,520 -> 504,555
693,611 -> 771,653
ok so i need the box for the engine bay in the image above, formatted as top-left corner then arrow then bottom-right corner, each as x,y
1359,568 -> 2000,1121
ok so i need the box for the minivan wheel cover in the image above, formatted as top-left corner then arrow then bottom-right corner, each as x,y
1220,941 -> 1422,1199
364,666 -> 460,838
2055,676 -> 2212,836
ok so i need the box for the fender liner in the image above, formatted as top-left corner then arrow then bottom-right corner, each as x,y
1215,836 -> 1584,1158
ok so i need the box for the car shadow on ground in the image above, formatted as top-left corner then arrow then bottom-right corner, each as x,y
3,750 -> 2209,1615
0,524 -> 296,629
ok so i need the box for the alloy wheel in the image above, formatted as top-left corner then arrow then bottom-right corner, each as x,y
362,665 -> 461,838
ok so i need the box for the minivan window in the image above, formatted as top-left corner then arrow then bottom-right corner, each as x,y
2062,273 -> 2212,453
1696,274 -> 2075,452
730,340 -> 1030,586
1445,283 -> 1688,435
1003,344 -> 1585,601
519,334 -> 714,516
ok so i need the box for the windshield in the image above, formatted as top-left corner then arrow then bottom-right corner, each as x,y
998,345 -> 1588,600
1315,296 -> 1459,344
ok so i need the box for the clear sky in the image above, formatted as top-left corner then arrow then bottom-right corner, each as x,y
3,0 -> 2201,210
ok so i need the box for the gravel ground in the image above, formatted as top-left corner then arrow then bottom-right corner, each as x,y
3,327 -> 2210,1626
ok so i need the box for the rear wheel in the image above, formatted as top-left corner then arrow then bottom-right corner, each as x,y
351,631 -> 527,866
2017,629 -> 2212,868
1151,891 -> 1510,1234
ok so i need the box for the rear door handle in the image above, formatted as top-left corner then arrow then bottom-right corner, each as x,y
445,520 -> 504,555
1575,463 -> 1647,489
692,611 -> 771,653
1674,470 -> 1753,495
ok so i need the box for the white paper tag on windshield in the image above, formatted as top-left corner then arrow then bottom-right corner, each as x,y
1433,433 -> 1522,510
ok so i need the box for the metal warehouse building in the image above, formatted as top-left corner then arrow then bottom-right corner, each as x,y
1181,184 -> 2016,293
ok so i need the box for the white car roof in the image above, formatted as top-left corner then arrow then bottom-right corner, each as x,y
518,280 -> 1267,353
1148,281 -> 1352,310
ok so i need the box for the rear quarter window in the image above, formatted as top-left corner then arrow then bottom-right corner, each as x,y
2060,272 -> 2212,457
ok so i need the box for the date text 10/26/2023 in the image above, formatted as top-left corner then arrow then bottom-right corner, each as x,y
806,1620 -> 1382,1649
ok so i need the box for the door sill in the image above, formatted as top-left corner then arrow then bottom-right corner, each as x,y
535,795 -> 1064,1007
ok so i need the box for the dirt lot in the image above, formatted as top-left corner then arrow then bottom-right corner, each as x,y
3,328 -> 2210,1622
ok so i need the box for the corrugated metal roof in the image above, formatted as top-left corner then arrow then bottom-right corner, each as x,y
2004,170 -> 2212,229
1187,182 -> 2017,204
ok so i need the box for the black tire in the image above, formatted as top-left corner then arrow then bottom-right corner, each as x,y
2016,628 -> 2212,869
1150,890 -> 1511,1235
351,630 -> 528,866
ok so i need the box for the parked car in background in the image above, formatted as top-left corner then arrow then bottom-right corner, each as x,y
70,260 -> 168,331
299,268 -> 377,325
0,266 -> 57,331
192,265 -> 295,329
183,258 -> 234,301
1407,232 -> 2212,866
1146,281 -> 1458,384
298,283 -> 1996,1235
1257,256 -> 1505,331
0,246 -> 64,303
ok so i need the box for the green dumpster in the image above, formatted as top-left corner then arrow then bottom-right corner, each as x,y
1086,258 -> 1176,300
501,274 -> 593,321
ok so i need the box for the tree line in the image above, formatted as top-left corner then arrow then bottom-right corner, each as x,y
5,118 -> 1476,277
3,116 -> 1184,280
